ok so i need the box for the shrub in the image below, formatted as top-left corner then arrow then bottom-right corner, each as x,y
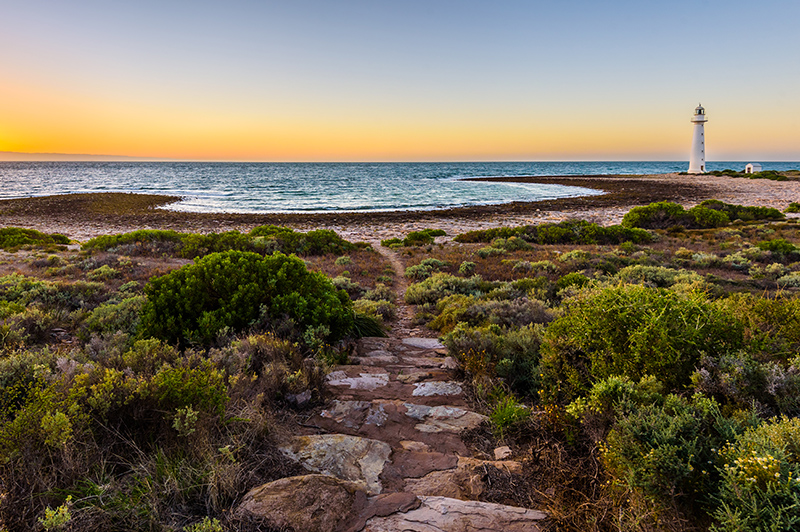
363,283 -> 396,302
616,265 -> 704,288
334,255 -> 352,266
404,273 -> 486,305
713,417 -> 800,531
353,299 -> 397,322
687,205 -> 730,228
331,275 -> 365,299
490,393 -> 531,439
0,228 -> 69,250
443,323 -> 544,394
784,202 -> 800,214
458,261 -> 476,275
476,246 -> 506,259
85,227 -> 356,258
139,251 -> 354,346
757,239 -> 799,260
80,295 -> 145,341
699,200 -> 784,222
622,201 -> 692,229
383,229 -> 446,247
456,220 -> 652,245
602,394 -> 730,521
405,260 -> 447,281
541,285 -> 744,403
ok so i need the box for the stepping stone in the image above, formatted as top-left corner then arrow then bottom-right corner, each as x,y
362,495 -> 547,531
280,434 -> 392,495
402,338 -> 445,350
327,371 -> 390,391
321,400 -> 389,428
412,381 -> 462,397
404,457 -> 523,500
353,355 -> 400,366
400,356 -> 448,368
396,371 -> 433,384
236,474 -> 365,532
403,403 -> 488,433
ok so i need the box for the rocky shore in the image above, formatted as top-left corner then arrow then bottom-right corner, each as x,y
2,173 -> 798,243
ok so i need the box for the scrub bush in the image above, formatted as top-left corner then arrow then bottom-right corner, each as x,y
713,417 -> 800,532
139,251 -> 354,346
382,228 -> 446,247
456,220 -> 652,245
541,284 -> 743,403
84,226 -> 356,258
0,227 -> 70,250
699,200 -> 784,222
404,273 -> 487,305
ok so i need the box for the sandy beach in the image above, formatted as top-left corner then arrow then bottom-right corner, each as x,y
1,173 -> 798,243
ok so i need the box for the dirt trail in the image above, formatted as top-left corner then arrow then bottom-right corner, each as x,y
265,241 -> 549,530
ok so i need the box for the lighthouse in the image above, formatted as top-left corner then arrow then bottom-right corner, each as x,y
688,104 -> 708,174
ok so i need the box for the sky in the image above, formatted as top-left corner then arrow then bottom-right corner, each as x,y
0,0 -> 798,162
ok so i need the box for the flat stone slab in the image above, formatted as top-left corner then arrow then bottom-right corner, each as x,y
402,338 -> 445,350
412,381 -> 462,397
396,371 -> 433,384
400,356 -> 448,368
362,495 -> 547,531
403,403 -> 487,433
404,457 -> 523,500
353,355 -> 400,366
236,474 -> 365,532
327,371 -> 390,391
321,400 -> 389,428
280,434 -> 392,495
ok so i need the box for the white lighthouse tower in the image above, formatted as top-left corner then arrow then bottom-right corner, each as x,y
688,104 -> 708,174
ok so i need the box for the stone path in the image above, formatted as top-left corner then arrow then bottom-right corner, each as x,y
234,245 -> 548,531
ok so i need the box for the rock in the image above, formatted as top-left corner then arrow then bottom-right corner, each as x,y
403,403 -> 488,433
354,355 -> 400,366
401,356 -> 448,368
327,371 -> 390,390
402,338 -> 445,350
404,457 -> 523,500
280,434 -> 392,495
412,381 -> 462,397
494,446 -> 512,460
321,399 -> 391,428
400,440 -> 430,452
362,495 -> 547,531
236,474 -> 365,532
286,389 -> 312,409
396,371 -> 433,384
346,492 -> 421,532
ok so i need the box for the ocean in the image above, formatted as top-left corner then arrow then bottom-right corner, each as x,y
0,161 -> 797,214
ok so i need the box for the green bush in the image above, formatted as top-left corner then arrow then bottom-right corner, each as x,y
784,202 -> 800,214
84,226 -> 356,258
80,295 -> 145,341
602,394 -> 732,520
404,273 -> 486,305
456,220 -> 652,245
458,261 -> 476,275
623,200 -> 783,230
699,200 -> 784,222
541,284 -> 744,403
139,251 -> 354,346
0,228 -> 69,250
382,228 -> 446,247
713,417 -> 800,531
757,239 -> 799,260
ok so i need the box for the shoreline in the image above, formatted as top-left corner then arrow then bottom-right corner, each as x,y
1,173 -> 798,243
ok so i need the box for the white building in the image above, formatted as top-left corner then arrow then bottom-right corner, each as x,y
745,163 -> 762,174
688,104 -> 708,174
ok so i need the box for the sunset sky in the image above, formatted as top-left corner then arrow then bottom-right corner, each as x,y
1,0 -> 798,162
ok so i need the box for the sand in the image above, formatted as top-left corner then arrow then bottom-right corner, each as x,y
0,173 -> 798,243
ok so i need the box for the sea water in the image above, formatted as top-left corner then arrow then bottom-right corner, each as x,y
0,161 -> 797,214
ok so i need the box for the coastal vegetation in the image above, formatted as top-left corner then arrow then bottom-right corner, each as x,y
2,200 -> 800,530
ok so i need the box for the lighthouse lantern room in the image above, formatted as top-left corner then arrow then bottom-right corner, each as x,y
688,104 -> 708,174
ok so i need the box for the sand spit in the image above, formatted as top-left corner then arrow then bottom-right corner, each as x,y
0,173 -> 798,243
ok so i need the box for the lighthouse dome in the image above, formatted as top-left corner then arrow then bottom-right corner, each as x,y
695,104 -> 705,115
